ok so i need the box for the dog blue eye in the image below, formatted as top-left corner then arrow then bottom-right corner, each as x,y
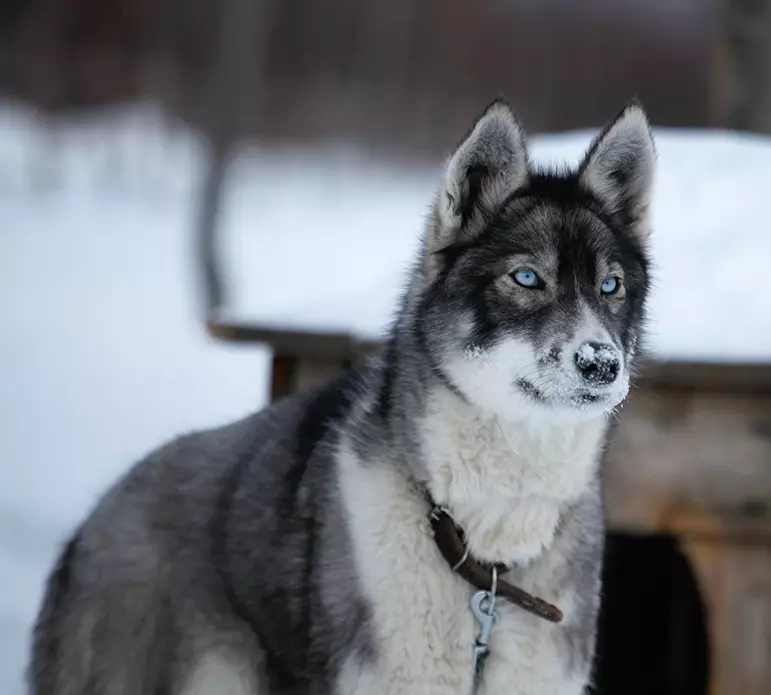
513,268 -> 540,288
601,276 -> 620,295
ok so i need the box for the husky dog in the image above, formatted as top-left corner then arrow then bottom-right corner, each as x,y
29,99 -> 655,695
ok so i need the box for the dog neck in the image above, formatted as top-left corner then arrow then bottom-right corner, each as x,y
416,386 -> 607,567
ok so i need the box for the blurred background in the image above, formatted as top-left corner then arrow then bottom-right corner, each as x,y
1,1 -> 771,694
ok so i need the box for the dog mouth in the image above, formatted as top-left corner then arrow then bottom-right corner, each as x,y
515,378 -> 546,401
569,390 -> 603,406
516,378 -> 620,410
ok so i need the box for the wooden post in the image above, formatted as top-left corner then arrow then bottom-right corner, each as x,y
197,0 -> 269,318
270,354 -> 351,401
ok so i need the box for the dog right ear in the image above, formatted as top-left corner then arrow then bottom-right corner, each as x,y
431,99 -> 529,255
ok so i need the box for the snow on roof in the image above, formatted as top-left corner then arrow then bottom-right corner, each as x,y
222,129 -> 771,363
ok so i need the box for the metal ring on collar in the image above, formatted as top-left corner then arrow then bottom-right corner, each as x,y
489,565 -> 498,610
451,544 -> 470,572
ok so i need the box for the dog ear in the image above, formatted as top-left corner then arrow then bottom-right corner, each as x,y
579,101 -> 656,241
432,99 -> 529,252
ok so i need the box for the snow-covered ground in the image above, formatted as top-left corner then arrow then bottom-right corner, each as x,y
2,99 -> 771,692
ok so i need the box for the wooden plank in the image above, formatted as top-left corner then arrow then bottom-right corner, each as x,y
293,358 -> 349,394
270,353 -> 350,400
206,320 -> 377,361
638,361 -> 771,393
270,353 -> 299,401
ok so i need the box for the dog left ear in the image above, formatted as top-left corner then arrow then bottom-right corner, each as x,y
432,99 -> 529,253
579,101 -> 656,241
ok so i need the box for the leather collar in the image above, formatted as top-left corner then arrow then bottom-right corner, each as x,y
428,501 -> 563,623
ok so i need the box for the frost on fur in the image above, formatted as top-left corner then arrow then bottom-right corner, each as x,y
578,102 -> 656,241
432,99 -> 529,255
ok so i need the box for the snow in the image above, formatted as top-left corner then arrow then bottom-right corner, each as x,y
2,99 -> 771,692
222,129 -> 771,363
576,343 -> 616,366
577,343 -> 597,362
0,101 -> 271,693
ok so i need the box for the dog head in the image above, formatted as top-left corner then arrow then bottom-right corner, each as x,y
415,99 -> 655,421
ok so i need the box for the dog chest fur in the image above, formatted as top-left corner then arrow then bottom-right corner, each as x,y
335,397 -> 606,695
421,390 -> 608,567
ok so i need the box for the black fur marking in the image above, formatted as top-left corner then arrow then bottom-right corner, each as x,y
572,392 -> 602,405
212,371 -> 365,695
516,378 -> 545,401
295,369 -> 376,686
209,440 -> 290,683
459,164 -> 489,229
294,370 -> 359,464
374,336 -> 399,422
211,429 -> 320,692
433,199 -> 542,279
609,164 -> 630,189
507,171 -> 610,221
467,273 -> 501,349
432,239 -> 478,278
292,371 -> 361,681
413,308 -> 469,404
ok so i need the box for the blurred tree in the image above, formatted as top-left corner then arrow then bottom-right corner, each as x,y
196,0 -> 267,317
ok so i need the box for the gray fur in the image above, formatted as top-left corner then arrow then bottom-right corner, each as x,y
28,99 -> 654,695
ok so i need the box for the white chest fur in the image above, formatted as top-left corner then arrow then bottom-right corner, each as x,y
420,391 -> 607,567
337,440 -> 477,695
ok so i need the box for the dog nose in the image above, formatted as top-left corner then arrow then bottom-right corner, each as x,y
574,342 -> 620,386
